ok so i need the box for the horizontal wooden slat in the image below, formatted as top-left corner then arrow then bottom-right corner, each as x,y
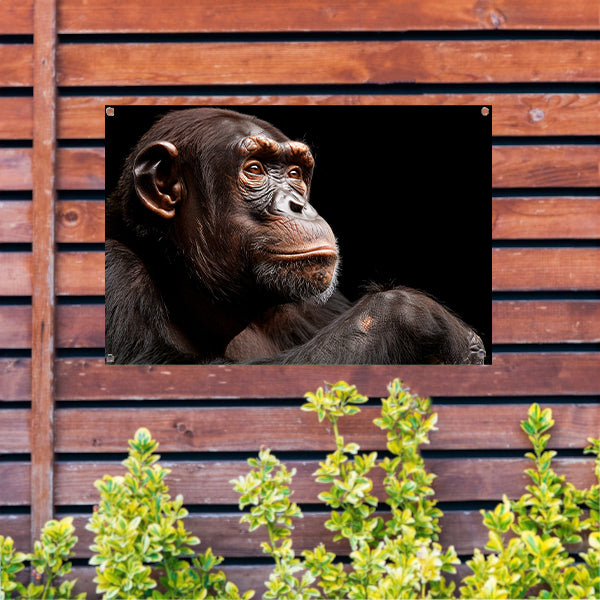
2,300 -> 597,349
5,0 -> 599,34
4,94 -> 600,139
56,354 -> 600,400
0,200 -> 105,243
4,457 -> 592,507
492,248 -> 600,291
0,252 -> 104,296
493,300 -> 600,343
0,45 -> 33,86
4,248 -> 597,296
3,198 -> 598,244
492,197 -> 600,239
57,41 -> 599,86
54,457 -> 597,506
3,146 -> 599,191
0,304 -> 103,348
53,404 -> 599,453
2,354 -> 600,402
0,149 -> 32,190
56,0 -> 600,33
0,410 -> 30,453
492,145 -> 600,188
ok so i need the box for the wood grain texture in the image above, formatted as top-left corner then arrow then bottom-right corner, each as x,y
492,146 -> 600,188
0,45 -> 33,86
2,354 -> 599,402
492,197 -> 600,239
0,94 -> 588,139
0,410 -> 30,453
492,248 -> 600,291
53,404 -> 599,453
50,354 -> 600,401
0,252 -> 104,295
0,149 -> 32,190
493,301 -> 600,343
0,200 -> 105,243
7,0 -> 599,34
50,457 -> 596,506
55,0 -> 600,33
31,0 -> 58,544
57,41 -> 600,86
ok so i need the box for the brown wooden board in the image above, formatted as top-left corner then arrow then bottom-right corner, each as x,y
57,354 -> 600,399
55,457 -> 598,506
5,0 -> 599,34
57,0 -> 600,33
0,45 -> 33,86
56,41 -> 599,86
492,197 -> 600,239
492,301 -> 600,343
2,457 -> 593,507
1,94 -> 597,139
492,248 -> 600,291
52,404 -> 599,453
60,94 -> 600,137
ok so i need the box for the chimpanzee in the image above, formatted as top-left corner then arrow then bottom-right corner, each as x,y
105,107 -> 485,365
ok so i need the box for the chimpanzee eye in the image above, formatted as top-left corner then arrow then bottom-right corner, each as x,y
244,161 -> 264,175
288,167 -> 302,180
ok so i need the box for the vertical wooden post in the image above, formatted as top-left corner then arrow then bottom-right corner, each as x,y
31,0 -> 58,547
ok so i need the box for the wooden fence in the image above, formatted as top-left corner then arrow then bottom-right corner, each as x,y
0,0 -> 599,596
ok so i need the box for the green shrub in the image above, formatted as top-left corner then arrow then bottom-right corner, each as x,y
86,427 -> 252,600
0,517 -> 83,600
233,380 -> 599,599
1,381 -> 597,599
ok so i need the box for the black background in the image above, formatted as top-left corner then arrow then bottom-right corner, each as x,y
106,105 -> 492,360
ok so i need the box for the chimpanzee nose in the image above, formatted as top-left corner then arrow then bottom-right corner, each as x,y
271,191 -> 318,219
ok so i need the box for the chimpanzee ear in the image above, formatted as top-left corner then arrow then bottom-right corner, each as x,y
133,141 -> 182,219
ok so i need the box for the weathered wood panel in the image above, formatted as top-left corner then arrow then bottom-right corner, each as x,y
0,252 -> 105,296
0,45 -> 33,86
6,0 -> 599,34
0,410 -> 30,453
52,457 -> 597,505
55,354 -> 600,400
0,200 -> 105,243
492,248 -> 600,291
492,301 -> 600,343
1,94 -> 596,139
57,0 -> 599,33
1,354 -> 599,402
492,146 -> 600,188
492,197 -> 600,239
53,404 -> 599,453
57,41 -> 599,87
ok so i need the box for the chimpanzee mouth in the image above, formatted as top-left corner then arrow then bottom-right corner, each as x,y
269,245 -> 338,261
